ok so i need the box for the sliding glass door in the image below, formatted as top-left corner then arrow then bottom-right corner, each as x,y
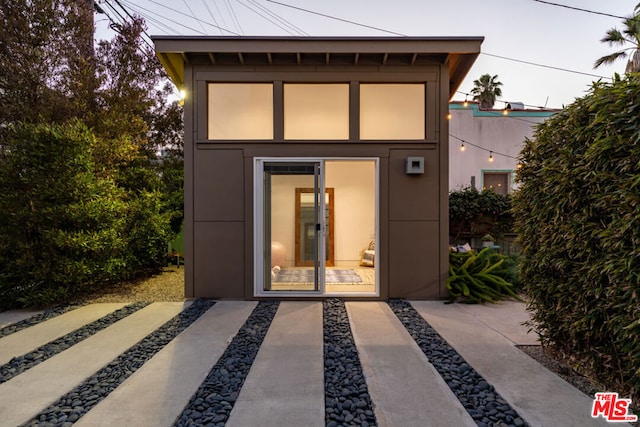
255,158 -> 378,297
259,160 -> 324,293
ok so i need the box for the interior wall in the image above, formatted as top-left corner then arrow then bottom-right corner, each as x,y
270,160 -> 375,267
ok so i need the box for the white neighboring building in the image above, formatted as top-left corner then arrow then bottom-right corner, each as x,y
449,101 -> 558,194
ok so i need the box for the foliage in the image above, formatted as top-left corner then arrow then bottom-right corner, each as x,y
446,248 -> 521,304
514,73 -> 640,401
594,2 -> 640,72
0,10 -> 184,308
0,121 -> 129,309
470,74 -> 503,109
0,0 -> 97,129
449,187 -> 513,241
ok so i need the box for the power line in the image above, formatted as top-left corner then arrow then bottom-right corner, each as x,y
236,0 -> 298,36
225,0 -> 244,34
264,0 -> 406,36
249,0 -> 309,36
200,0 -> 223,35
183,0 -> 208,34
481,52 -> 613,80
134,0 -> 239,35
529,0 -> 626,19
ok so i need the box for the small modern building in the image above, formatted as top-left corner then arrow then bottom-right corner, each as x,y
449,101 -> 557,194
153,36 -> 482,300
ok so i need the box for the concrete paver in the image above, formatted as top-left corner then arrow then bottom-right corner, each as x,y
76,301 -> 257,427
411,301 -> 625,427
0,302 -> 190,427
226,302 -> 325,427
0,300 -> 629,427
0,309 -> 44,329
347,301 -> 476,427
0,303 -> 126,365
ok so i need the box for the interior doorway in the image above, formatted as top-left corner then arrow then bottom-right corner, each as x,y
295,188 -> 334,267
255,158 -> 378,297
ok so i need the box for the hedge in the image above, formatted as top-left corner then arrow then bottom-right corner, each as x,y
514,73 -> 640,400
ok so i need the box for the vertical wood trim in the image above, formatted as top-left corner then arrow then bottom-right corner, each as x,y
350,82 -> 360,141
426,81 -> 437,141
184,64 -> 195,298
196,80 -> 208,141
274,81 -> 284,141
438,65 -> 450,298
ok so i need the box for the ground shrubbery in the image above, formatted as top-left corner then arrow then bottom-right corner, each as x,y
447,248 -> 521,303
514,73 -> 640,401
0,121 -> 172,309
0,13 -> 183,310
449,187 -> 513,243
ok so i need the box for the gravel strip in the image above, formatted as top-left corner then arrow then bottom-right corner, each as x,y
0,302 -> 149,385
173,301 -> 279,427
22,299 -> 215,427
323,298 -> 377,427
0,306 -> 82,338
388,300 -> 528,427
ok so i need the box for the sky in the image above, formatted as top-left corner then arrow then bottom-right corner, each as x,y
94,0 -> 636,109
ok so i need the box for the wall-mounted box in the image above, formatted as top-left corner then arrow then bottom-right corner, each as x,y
406,157 -> 424,175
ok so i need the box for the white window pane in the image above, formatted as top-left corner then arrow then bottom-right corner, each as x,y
208,83 -> 273,140
360,84 -> 425,140
284,84 -> 349,140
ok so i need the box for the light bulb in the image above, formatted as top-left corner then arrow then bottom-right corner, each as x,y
489,151 -> 494,162
460,143 -> 466,152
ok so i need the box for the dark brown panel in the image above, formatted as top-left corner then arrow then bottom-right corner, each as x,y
194,149 -> 244,221
388,221 -> 440,299
389,149 -> 439,221
193,221 -> 245,298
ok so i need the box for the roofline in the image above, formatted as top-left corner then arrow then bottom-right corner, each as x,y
153,36 -> 483,98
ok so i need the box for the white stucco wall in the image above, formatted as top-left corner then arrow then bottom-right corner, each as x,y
448,102 -> 555,193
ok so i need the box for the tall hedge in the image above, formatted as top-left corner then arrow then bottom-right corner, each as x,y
0,121 -> 171,309
514,73 -> 640,400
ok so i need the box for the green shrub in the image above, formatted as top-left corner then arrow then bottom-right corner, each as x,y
449,187 -> 513,241
514,73 -> 640,400
447,248 -> 521,303
0,121 -> 130,309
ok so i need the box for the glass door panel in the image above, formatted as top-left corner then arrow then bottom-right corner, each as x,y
262,162 -> 322,292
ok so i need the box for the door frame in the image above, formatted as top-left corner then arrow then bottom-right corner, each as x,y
254,157 -> 380,297
295,187 -> 334,267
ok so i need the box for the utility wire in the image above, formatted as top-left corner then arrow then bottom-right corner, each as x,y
201,0 -> 223,35
264,0 -> 406,36
225,0 -> 244,34
481,52 -> 613,80
249,0 -> 309,35
122,2 -> 180,34
183,0 -> 209,34
237,0 -> 305,36
137,0 -> 239,35
529,0 -> 626,19
110,0 -> 155,48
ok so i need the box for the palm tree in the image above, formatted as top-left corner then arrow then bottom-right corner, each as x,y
594,3 -> 640,72
470,74 -> 503,109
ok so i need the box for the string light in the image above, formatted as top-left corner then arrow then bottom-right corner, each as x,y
450,134 -> 519,160
489,151 -> 494,162
463,95 -> 469,108
447,112 -> 452,120
460,143 -> 466,152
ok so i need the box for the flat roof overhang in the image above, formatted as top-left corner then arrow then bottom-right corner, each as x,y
152,36 -> 483,99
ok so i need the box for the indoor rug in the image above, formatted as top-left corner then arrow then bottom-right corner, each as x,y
274,269 -> 362,283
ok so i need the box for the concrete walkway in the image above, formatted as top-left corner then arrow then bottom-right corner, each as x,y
0,300 -> 631,427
